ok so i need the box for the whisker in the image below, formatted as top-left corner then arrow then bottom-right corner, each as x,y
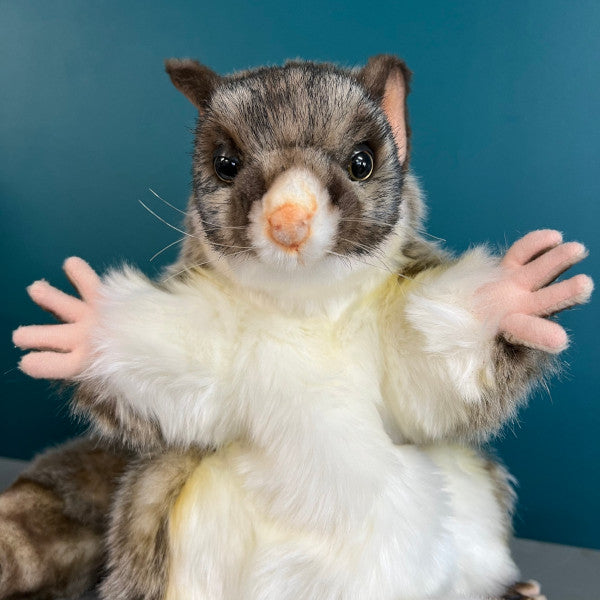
147,190 -> 247,231
150,237 -> 185,262
162,264 -> 196,283
148,188 -> 187,215
326,250 -> 391,275
227,248 -> 254,261
338,218 -> 405,243
340,217 -> 394,228
208,241 -> 254,250
325,250 -> 353,270
331,242 -> 415,282
216,248 -> 253,267
139,199 -> 202,241
340,217 -> 446,244
204,222 -> 248,230
163,249 -> 253,283
338,237 -> 376,255
338,238 -> 395,274
415,229 -> 446,243
140,199 -> 251,248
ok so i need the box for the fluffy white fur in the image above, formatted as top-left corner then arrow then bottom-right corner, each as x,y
79,195 -> 517,599
378,247 -> 505,443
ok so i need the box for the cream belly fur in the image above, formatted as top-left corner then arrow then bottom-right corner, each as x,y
165,445 -> 517,600
163,282 -> 517,600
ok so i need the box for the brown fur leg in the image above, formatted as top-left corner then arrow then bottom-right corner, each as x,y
0,437 -> 131,599
99,449 -> 206,600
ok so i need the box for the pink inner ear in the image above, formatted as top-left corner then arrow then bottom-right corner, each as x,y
382,72 -> 407,164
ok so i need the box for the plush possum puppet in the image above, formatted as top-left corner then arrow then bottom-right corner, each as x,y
4,55 -> 593,600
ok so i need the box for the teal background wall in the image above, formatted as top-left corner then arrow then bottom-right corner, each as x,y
1,1 -> 598,549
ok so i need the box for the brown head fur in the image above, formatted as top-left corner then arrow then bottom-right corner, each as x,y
165,57 -> 422,272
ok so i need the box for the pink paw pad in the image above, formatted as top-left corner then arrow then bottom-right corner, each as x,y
477,230 -> 592,354
13,257 -> 100,380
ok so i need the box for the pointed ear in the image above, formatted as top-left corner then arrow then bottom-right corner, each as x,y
358,55 -> 412,167
165,59 -> 221,113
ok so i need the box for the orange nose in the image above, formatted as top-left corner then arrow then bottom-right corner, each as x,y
267,203 -> 312,248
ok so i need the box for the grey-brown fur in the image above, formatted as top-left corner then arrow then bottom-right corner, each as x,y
477,338 -> 554,438
99,449 -> 205,600
483,456 -> 517,538
74,381 -> 166,452
0,438 -> 130,599
164,59 -> 220,113
0,55 -> 558,599
180,58 -> 406,261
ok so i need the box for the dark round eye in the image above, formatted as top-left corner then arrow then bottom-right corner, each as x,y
348,145 -> 374,181
214,156 -> 241,182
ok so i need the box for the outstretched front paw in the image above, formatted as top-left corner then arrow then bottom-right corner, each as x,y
476,230 -> 593,353
13,257 -> 101,379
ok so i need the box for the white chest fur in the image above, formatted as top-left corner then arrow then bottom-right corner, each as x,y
224,302 -> 392,525
165,290 -> 460,600
95,268 -> 517,599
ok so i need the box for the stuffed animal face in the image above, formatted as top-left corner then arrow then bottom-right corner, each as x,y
166,58 -> 416,291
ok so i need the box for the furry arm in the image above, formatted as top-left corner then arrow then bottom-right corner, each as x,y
13,259 -> 239,448
380,230 -> 592,442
